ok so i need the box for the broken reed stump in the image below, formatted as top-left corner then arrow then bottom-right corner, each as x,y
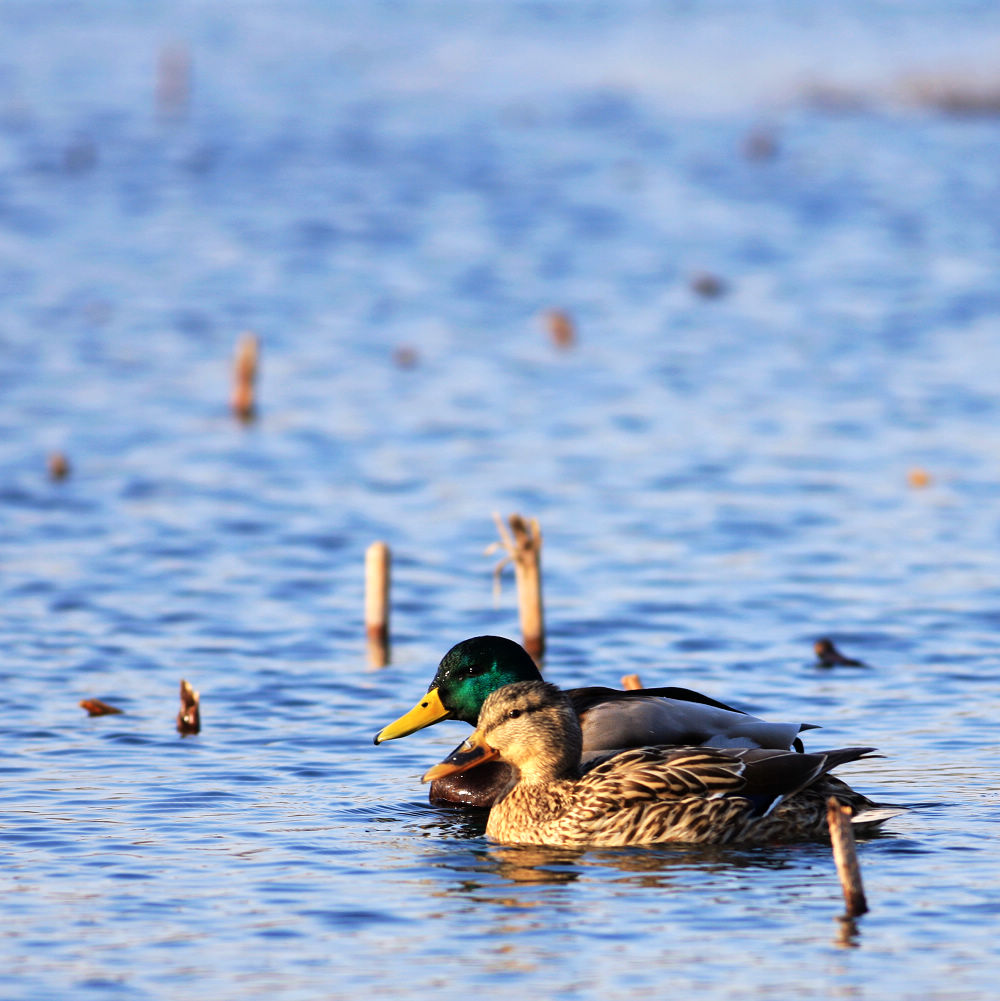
80,698 -> 123,717
827,797 -> 868,917
177,679 -> 201,735
365,541 -> 391,668
543,309 -> 576,349
620,673 -> 643,691
487,513 -> 545,662
231,332 -> 259,423
48,452 -> 71,481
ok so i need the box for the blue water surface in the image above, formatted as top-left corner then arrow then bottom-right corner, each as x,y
3,2 -> 1000,999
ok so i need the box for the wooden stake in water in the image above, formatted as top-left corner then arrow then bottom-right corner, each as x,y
488,513 -> 545,661
177,679 -> 201,736
827,797 -> 868,917
621,673 -> 643,691
231,332 -> 259,423
365,541 -> 391,668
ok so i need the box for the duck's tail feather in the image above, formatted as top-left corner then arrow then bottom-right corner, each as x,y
850,805 -> 905,827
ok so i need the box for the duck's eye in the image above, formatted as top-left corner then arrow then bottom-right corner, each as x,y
466,664 -> 484,677
508,709 -> 522,720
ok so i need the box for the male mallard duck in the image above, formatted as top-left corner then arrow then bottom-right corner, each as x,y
423,680 -> 896,847
374,636 -> 817,807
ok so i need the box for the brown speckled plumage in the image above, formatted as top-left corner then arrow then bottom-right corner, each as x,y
424,681 -> 897,847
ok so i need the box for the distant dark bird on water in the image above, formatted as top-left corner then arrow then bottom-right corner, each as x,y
814,638 -> 867,668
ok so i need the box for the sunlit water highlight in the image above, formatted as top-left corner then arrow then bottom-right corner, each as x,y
3,3 -> 1000,999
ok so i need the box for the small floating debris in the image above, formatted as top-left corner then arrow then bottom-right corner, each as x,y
690,271 -> 727,299
543,309 -> 576,349
620,673 -> 643,691
231,332 -> 259,424
907,467 -> 932,488
157,42 -> 191,120
827,796 -> 868,918
48,452 -> 71,481
743,126 -> 778,161
79,699 -> 123,717
814,638 -> 866,668
901,72 -> 1000,116
365,541 -> 391,668
177,679 -> 201,735
487,513 -> 545,662
392,345 -> 419,369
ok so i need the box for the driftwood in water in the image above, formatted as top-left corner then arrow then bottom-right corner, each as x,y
177,679 -> 201,735
79,699 -> 123,717
543,309 -> 576,348
48,452 -> 71,481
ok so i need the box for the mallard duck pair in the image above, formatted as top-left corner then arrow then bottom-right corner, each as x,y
374,635 -> 817,807
374,636 -> 897,846
422,680 -> 895,847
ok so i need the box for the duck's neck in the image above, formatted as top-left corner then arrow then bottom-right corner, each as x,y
492,755 -> 580,809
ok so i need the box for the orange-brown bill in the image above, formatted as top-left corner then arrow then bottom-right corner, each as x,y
422,730 -> 499,783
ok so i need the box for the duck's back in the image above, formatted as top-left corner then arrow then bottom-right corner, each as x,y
574,694 -> 809,753
485,745 -> 885,847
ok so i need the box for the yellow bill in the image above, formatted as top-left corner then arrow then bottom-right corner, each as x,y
373,687 -> 450,744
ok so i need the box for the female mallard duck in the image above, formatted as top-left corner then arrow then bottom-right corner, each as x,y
375,636 -> 817,808
423,681 -> 897,846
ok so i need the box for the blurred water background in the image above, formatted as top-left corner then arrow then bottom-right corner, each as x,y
3,2 -> 1000,999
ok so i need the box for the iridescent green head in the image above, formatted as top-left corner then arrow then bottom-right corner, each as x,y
430,636 -> 542,723
373,636 -> 542,743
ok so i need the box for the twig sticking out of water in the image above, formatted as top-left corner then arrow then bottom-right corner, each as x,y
827,797 -> 868,917
543,309 -> 576,349
487,513 -> 545,662
365,541 -> 391,668
231,332 -> 259,423
48,452 -> 71,481
80,699 -> 123,717
620,674 -> 643,690
177,679 -> 201,736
